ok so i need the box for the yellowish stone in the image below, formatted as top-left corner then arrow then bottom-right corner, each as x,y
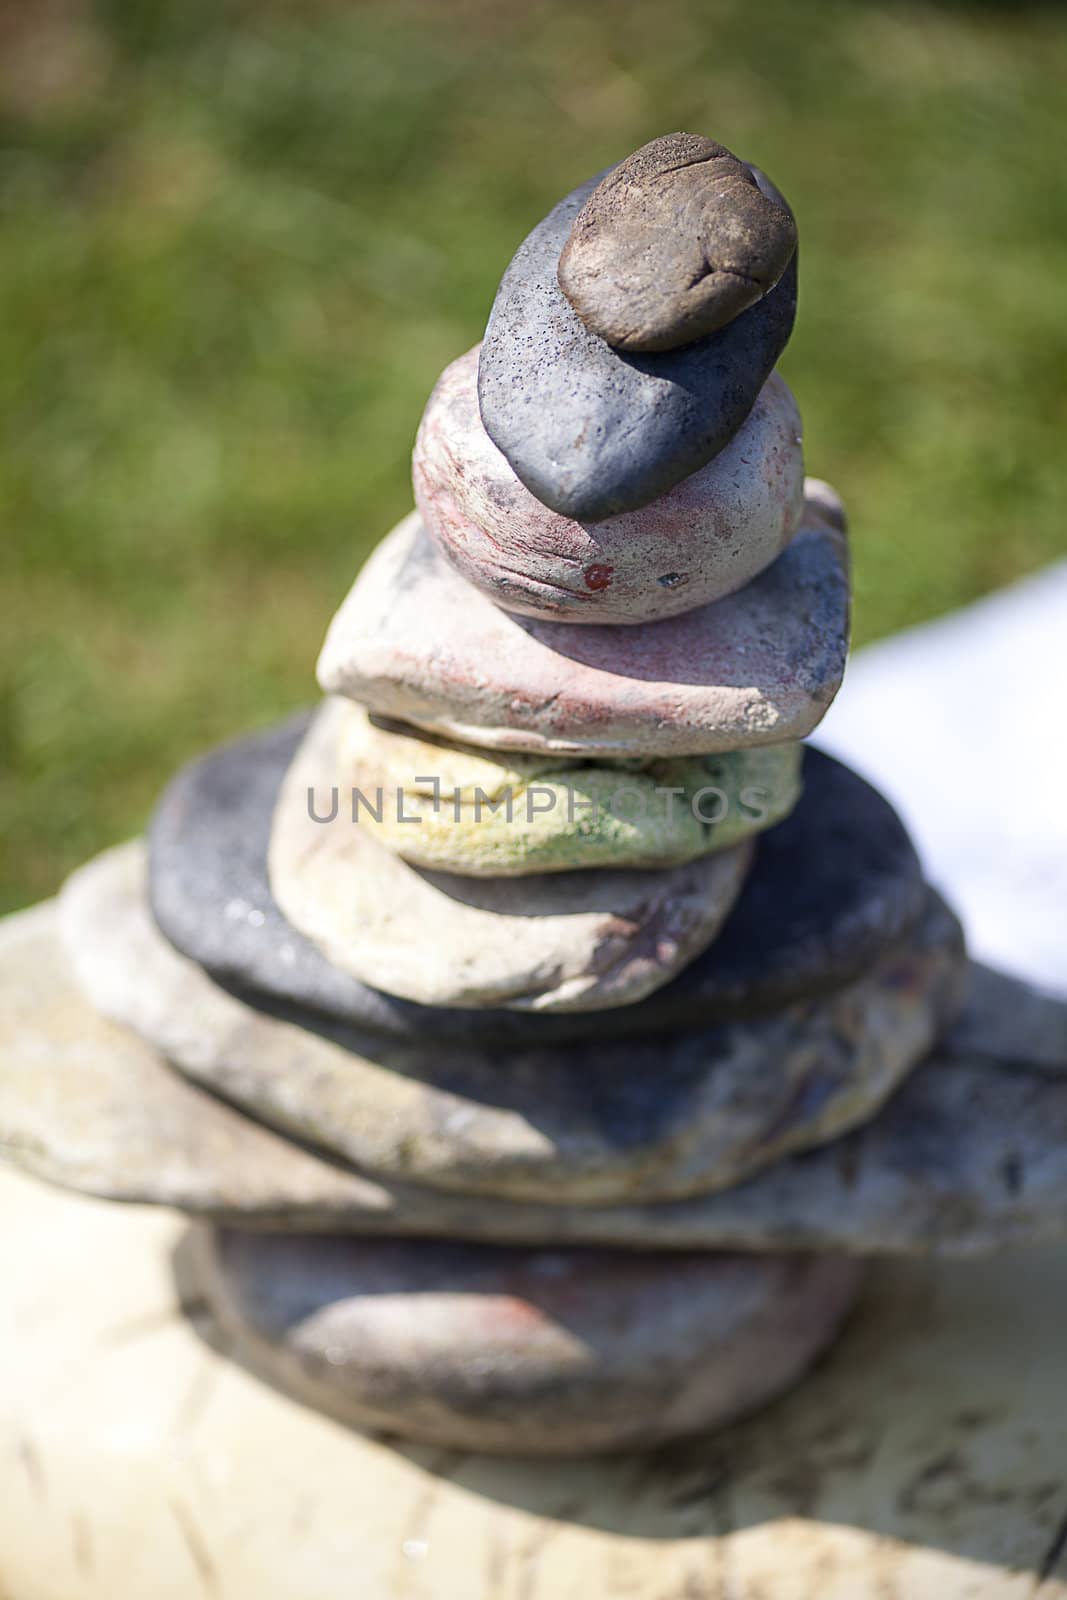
335,703 -> 803,876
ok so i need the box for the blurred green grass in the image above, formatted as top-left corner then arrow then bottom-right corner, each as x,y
2,0 -> 1066,912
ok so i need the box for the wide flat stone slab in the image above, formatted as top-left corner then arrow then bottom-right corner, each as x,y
415,346 -> 805,625
4,1160 -> 1067,1598
477,165 -> 798,521
195,1227 -> 861,1456
59,845 -> 962,1207
0,900 -> 390,1225
5,900 -> 1067,1257
268,700 -> 752,1012
148,718 -> 926,1043
333,700 -> 802,877
317,506 -> 849,758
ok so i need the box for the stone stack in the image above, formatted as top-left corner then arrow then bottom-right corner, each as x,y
5,133 -> 1067,1463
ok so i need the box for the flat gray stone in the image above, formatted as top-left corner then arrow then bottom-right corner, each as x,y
317,505 -> 849,759
478,165 -> 798,520
147,718 -> 928,1043
268,700 -> 752,1013
195,1228 -> 862,1456
6,901 -> 1067,1257
557,133 -> 797,352
59,844 -> 963,1206
415,346 -> 805,625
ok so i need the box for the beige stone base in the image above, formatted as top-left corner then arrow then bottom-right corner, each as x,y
3,1161 -> 1067,1600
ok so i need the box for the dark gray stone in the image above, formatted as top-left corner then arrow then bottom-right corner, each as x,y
195,1226 -> 863,1455
558,133 -> 797,352
147,718 -> 927,1045
477,166 -> 797,520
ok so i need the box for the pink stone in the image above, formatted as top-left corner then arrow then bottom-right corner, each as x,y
317,483 -> 850,759
413,346 -> 805,624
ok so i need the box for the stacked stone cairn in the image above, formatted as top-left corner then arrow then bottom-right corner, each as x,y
6,133 -> 1067,1458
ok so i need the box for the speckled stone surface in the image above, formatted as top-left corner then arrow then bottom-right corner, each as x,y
557,133 -> 797,352
6,901 -> 1066,1257
334,702 -> 802,877
194,1228 -> 862,1456
477,166 -> 798,520
267,699 -> 753,1012
147,720 -> 927,1043
317,499 -> 849,760
59,845 -> 963,1206
415,347 -> 804,625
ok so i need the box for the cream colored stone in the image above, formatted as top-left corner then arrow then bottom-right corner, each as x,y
267,699 -> 753,1011
335,702 -> 803,876
2,1159 -> 1067,1597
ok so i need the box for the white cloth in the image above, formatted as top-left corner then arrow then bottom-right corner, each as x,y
815,562 -> 1067,997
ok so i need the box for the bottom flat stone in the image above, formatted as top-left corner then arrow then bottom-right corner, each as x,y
194,1226 -> 863,1455
4,1162 -> 1067,1599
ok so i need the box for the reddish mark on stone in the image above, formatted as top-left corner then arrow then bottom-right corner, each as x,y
583,563 -> 614,591
485,1295 -> 546,1332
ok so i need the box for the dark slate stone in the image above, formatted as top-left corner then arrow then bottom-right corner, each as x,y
477,165 -> 798,521
147,715 -> 926,1046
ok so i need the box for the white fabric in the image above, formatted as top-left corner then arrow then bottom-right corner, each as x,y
815,562 -> 1067,996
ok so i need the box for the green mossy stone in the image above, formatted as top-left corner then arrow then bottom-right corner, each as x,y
337,705 -> 803,876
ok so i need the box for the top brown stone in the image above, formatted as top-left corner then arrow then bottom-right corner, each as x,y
558,133 -> 797,353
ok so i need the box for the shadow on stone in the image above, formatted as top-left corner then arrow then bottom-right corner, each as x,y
173,1226 -> 1067,1582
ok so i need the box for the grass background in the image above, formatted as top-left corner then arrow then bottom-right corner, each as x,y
2,0 -> 1065,912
